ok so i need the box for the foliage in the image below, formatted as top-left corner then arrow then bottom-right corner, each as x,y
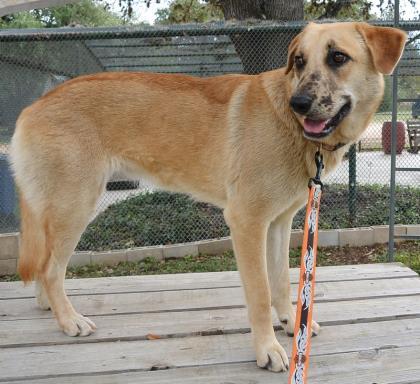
155,0 -> 223,24
36,0 -> 123,27
112,0 -> 419,22
153,0 -> 379,24
77,191 -> 229,251
77,185 -> 420,251
114,0 -> 382,22
0,11 -> 43,28
376,0 -> 419,20
304,0 -> 373,20
68,252 -> 237,278
0,0 -> 123,29
395,249 -> 420,275
303,184 -> 420,230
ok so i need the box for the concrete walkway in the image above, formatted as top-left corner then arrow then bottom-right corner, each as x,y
326,150 -> 420,186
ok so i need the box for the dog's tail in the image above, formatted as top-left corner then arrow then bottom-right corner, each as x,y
10,118 -> 52,283
17,194 -> 51,283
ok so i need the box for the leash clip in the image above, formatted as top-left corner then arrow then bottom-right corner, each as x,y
309,149 -> 324,189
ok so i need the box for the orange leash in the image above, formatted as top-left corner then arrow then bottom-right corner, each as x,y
288,150 -> 323,384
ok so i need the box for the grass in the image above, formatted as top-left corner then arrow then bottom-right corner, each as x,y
1,242 -> 418,282
68,252 -> 238,279
67,242 -> 420,277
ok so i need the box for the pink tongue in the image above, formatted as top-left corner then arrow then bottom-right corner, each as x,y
303,119 -> 328,133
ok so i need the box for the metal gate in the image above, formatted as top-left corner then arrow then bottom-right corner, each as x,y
388,0 -> 420,260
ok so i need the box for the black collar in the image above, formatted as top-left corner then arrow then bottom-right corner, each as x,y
319,141 -> 347,152
308,140 -> 347,152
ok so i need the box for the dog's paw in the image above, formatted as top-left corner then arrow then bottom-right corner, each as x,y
255,338 -> 289,372
310,319 -> 321,336
279,311 -> 320,337
36,293 -> 51,311
35,282 -> 50,311
59,313 -> 97,337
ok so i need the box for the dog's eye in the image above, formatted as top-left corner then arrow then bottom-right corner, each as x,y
294,55 -> 305,69
333,52 -> 347,64
328,51 -> 350,67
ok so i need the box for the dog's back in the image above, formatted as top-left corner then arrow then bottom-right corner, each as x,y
10,71 -> 255,281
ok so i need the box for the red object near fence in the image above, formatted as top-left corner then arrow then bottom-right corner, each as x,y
382,121 -> 406,154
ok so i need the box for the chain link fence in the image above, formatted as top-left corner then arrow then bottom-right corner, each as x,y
0,19 -> 419,251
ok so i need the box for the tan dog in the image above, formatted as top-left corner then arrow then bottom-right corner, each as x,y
10,22 -> 406,372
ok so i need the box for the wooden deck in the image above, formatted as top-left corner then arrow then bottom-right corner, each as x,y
1,263 -> 420,383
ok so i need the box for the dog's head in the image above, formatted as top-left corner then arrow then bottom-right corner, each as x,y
286,22 -> 407,144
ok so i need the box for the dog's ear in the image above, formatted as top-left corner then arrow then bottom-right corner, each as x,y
285,32 -> 302,74
356,22 -> 407,75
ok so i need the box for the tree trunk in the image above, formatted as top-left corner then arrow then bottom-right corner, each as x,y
221,0 -> 303,21
220,0 -> 304,74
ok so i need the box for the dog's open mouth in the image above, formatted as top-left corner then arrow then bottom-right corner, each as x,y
303,102 -> 352,139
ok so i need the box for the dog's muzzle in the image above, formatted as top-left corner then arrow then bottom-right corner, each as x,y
302,101 -> 352,139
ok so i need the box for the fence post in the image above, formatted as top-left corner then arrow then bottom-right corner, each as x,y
388,0 -> 400,262
348,144 -> 357,225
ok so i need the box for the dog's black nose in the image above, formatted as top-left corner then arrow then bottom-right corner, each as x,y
290,95 -> 313,115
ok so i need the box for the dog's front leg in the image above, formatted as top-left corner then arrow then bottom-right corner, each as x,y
224,208 -> 289,372
267,213 -> 321,337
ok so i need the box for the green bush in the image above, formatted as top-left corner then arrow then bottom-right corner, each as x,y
78,185 -> 420,251
294,184 -> 420,229
77,191 -> 229,251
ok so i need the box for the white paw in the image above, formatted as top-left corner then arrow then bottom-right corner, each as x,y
255,338 -> 289,372
35,282 -> 50,311
278,306 -> 320,337
59,313 -> 97,337
311,319 -> 321,336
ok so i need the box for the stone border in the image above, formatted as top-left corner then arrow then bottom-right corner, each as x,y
1,224 -> 418,275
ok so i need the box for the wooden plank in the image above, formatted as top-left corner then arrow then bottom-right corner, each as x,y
1,295 -> 419,348
2,277 -> 420,320
1,263 -> 416,300
1,318 -> 419,381
9,345 -> 418,384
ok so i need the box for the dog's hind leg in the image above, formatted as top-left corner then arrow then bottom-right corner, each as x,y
37,184 -> 103,336
267,211 -> 320,337
17,186 -> 101,336
11,118 -> 107,336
